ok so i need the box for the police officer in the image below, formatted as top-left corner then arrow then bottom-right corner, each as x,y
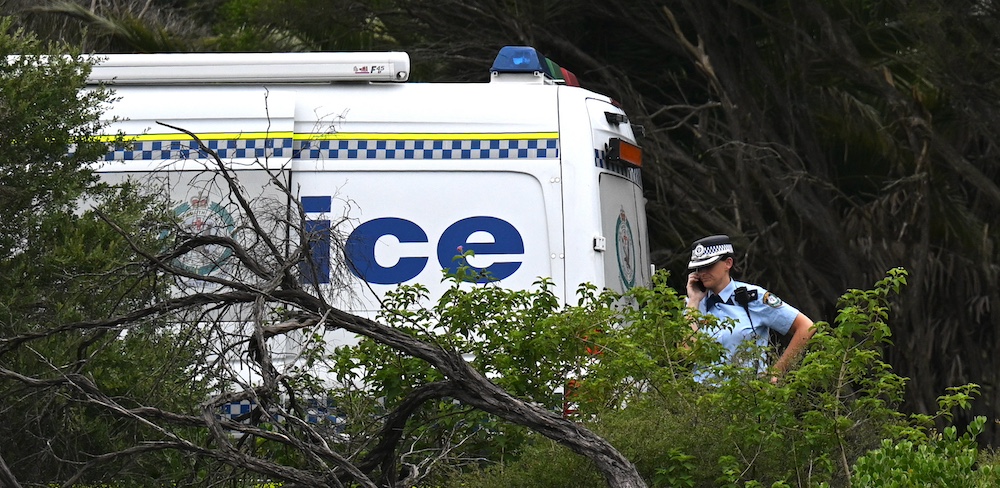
685,235 -> 815,381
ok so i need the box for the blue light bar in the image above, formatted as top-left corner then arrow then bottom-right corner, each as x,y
490,46 -> 581,86
491,46 -> 547,73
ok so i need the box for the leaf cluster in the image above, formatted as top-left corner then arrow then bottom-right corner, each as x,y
0,17 -> 113,259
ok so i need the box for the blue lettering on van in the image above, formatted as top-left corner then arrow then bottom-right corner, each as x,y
344,218 -> 430,284
300,196 -> 525,285
436,216 -> 524,282
345,216 -> 525,284
300,196 -> 333,284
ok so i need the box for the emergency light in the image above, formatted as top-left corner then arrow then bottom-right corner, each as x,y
86,51 -> 410,85
490,46 -> 580,86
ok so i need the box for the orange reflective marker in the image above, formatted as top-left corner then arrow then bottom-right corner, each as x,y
607,138 -> 642,167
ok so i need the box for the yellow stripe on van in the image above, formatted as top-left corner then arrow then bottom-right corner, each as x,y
94,132 -> 294,143
95,131 -> 558,143
294,132 -> 559,141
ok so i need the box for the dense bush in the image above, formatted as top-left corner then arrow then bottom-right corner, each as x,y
0,21 -> 212,484
443,268 -> 998,487
854,416 -> 997,487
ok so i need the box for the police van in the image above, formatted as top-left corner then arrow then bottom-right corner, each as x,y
89,46 -> 650,337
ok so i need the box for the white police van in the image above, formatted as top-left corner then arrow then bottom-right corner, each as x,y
90,46 -> 650,329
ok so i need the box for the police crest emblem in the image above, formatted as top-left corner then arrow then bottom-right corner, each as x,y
762,291 -> 784,308
172,193 -> 236,276
615,208 -> 636,289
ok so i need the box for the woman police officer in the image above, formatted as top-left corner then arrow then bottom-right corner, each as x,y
684,235 -> 815,381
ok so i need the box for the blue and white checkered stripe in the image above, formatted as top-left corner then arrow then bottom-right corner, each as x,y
594,148 -> 642,186
306,397 -> 345,426
219,400 -> 254,423
218,399 -> 343,426
295,139 -> 558,160
105,138 -> 295,161
104,138 -> 558,161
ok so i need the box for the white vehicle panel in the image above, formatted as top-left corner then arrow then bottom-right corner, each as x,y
294,169 -> 556,314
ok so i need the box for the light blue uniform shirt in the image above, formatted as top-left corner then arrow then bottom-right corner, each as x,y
697,279 -> 800,372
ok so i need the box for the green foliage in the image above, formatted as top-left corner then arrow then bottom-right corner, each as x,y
446,268 -> 999,487
212,0 -> 395,52
853,417 -> 998,487
0,20 -> 212,485
0,181 -> 212,485
28,1 -> 201,53
653,448 -> 697,488
0,17 -> 112,258
323,264 -> 738,484
327,255 -> 582,482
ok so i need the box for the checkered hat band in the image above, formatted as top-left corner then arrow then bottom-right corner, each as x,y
701,244 -> 733,256
691,243 -> 734,262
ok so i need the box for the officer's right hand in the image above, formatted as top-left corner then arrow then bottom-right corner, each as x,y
686,272 -> 707,306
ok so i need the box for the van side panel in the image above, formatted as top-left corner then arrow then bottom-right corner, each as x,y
292,169 -> 557,314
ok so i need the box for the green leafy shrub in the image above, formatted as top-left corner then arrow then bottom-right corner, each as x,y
446,268 -> 1000,487
853,416 -> 997,487
322,256 -> 999,488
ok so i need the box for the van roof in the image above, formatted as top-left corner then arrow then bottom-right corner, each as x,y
86,46 -> 582,87
86,51 -> 411,84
